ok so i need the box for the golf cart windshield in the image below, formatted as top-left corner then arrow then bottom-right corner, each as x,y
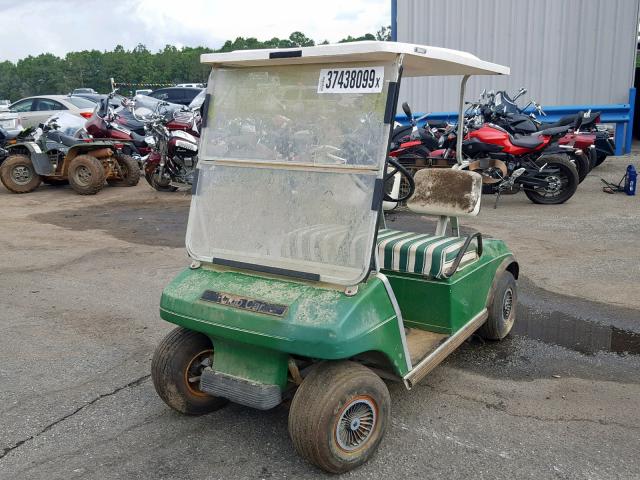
188,60 -> 398,285
188,42 -> 509,286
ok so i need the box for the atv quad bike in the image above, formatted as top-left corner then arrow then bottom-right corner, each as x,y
151,41 -> 517,474
0,114 -> 140,195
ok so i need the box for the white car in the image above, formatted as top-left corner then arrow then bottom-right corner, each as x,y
0,111 -> 22,136
0,100 -> 10,112
0,95 -> 96,129
176,83 -> 205,88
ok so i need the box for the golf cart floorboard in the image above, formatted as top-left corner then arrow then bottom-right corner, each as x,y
405,328 -> 448,365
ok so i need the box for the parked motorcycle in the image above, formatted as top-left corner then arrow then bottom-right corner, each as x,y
130,99 -> 200,191
479,89 -> 615,167
394,102 -> 581,205
85,91 -> 152,164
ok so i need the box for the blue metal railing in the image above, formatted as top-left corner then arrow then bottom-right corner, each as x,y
396,87 -> 637,156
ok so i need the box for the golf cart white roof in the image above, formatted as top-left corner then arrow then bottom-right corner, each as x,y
200,41 -> 509,77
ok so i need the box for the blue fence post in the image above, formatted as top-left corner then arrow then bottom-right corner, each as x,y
625,87 -> 636,154
615,123 -> 625,156
391,0 -> 398,41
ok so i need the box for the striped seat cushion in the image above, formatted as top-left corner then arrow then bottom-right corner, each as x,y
377,229 -> 478,279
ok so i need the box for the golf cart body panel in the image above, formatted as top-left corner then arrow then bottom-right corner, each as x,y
160,236 -> 515,382
160,266 -> 408,381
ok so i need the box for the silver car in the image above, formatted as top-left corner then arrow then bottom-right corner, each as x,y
0,95 -> 96,129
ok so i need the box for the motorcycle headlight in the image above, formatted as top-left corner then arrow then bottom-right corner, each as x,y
145,135 -> 156,146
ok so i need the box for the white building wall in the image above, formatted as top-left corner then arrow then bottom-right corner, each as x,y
396,0 -> 640,112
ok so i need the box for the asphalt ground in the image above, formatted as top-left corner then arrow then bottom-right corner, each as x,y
0,153 -> 638,479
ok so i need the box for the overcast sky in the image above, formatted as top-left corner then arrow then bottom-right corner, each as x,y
0,0 -> 390,62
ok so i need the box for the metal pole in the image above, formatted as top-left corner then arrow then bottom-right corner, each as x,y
391,0 -> 398,41
456,75 -> 471,165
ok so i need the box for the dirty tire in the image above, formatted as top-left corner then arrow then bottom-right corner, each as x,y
108,154 -> 140,186
41,176 -> 69,186
0,154 -> 41,193
289,361 -> 390,474
594,151 -> 607,167
68,154 -> 106,195
524,155 -> 579,205
570,153 -> 590,183
145,167 -> 178,192
151,327 -> 228,415
477,270 -> 517,340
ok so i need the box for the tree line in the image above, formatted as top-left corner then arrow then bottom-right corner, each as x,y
0,28 -> 390,101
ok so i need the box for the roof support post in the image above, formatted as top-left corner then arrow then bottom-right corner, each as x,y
456,75 -> 471,165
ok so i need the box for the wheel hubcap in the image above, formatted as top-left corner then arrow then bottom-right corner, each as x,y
184,349 -> 212,397
335,396 -> 377,452
11,165 -> 33,185
75,165 -> 92,185
502,288 -> 514,321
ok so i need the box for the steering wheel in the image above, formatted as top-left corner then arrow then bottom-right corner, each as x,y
384,157 -> 415,202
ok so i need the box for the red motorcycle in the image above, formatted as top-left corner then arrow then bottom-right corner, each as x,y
131,102 -> 200,192
85,93 -> 152,162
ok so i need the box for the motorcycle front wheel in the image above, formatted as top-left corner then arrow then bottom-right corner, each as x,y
144,167 -> 178,192
524,156 -> 579,205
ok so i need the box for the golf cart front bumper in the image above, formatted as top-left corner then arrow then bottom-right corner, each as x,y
199,368 -> 281,410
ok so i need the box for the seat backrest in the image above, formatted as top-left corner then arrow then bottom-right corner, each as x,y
407,168 -> 482,217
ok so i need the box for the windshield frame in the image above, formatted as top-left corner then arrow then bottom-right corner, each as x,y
186,57 -> 402,285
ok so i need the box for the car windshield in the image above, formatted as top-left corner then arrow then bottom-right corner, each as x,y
67,96 -> 97,109
187,60 -> 397,285
188,90 -> 205,109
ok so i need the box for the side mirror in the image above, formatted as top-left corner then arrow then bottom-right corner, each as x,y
402,102 -> 414,124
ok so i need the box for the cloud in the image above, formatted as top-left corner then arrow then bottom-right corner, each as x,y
0,0 -> 390,62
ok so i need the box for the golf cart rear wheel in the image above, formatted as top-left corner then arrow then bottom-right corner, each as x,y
0,154 -> 41,193
151,327 -> 228,415
68,154 -> 106,195
288,361 -> 390,474
107,154 -> 140,187
477,270 -> 517,340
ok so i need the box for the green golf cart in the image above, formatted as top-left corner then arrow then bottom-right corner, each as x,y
151,41 -> 517,473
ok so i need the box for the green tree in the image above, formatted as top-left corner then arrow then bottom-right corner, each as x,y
376,26 -> 392,41
288,31 -> 315,47
339,33 -> 376,43
0,27 -> 389,100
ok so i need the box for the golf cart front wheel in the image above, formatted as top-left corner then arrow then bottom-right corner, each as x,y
0,154 -> 42,193
151,327 -> 228,415
477,270 -> 517,340
288,361 -> 390,474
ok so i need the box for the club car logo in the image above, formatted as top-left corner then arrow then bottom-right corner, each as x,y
200,290 -> 288,317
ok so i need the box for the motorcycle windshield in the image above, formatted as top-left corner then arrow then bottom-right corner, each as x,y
188,60 -> 399,285
44,111 -> 86,137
